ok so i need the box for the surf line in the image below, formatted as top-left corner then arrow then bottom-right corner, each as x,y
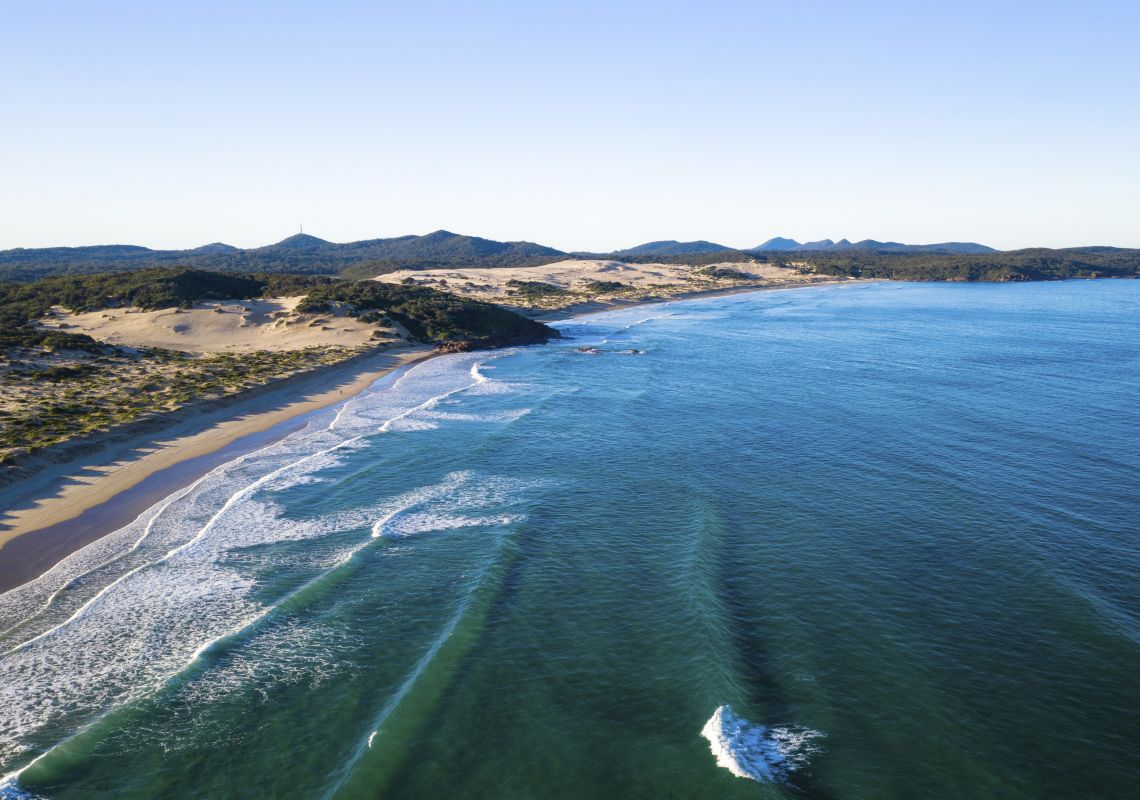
0,353 -> 496,792
2,355 -> 493,658
328,353 -> 437,432
377,356 -> 498,434
1,447 -> 256,643
0,354 -> 441,641
0,518 -> 392,796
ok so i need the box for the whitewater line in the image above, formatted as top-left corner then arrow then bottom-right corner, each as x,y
0,446 -> 265,643
1,357 -> 490,656
594,311 -> 673,345
376,357 -> 494,434
1,356 -> 469,656
0,358 -> 394,640
328,399 -> 353,432
0,353 -> 497,793
2,412 -> 344,649
0,520 -> 391,796
1,468 -> 493,792
618,311 -> 674,331
0,353 -> 492,791
1,430 -> 369,659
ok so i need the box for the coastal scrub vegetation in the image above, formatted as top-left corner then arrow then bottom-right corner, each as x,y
296,281 -> 557,347
0,346 -> 361,469
0,268 -> 557,470
582,280 -> 628,293
504,280 -> 571,300
1,268 -> 556,349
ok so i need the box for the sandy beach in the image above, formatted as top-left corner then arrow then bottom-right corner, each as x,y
0,346 -> 433,591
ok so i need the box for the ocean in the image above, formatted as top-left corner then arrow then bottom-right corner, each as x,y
1,280 -> 1137,799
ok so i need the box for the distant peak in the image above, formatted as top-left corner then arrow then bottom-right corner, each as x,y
613,240 -> 729,257
189,242 -> 238,254
754,237 -> 801,250
269,233 -> 330,249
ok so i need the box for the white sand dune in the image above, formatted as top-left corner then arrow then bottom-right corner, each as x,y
378,259 -> 698,292
375,258 -> 829,308
38,297 -> 401,354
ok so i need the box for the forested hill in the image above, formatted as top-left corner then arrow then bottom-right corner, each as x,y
0,231 -> 567,282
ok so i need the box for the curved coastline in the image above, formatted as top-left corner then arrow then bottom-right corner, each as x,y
1,278 -> 1135,797
0,280 -> 857,595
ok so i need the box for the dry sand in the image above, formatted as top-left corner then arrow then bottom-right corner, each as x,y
38,296 -> 404,353
378,259 -> 698,293
376,258 -> 833,307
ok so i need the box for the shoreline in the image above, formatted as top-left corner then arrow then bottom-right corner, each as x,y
0,279 -> 859,594
0,346 -> 434,593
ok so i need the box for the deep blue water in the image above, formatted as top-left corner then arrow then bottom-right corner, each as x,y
1,280 -> 1138,799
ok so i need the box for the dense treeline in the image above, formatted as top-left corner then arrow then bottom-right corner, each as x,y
600,246 -> 1140,280
0,268 -> 556,352
297,281 -> 557,346
764,247 -> 1140,282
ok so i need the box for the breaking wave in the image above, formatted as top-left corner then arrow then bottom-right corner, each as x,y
701,705 -> 824,783
0,351 -> 528,786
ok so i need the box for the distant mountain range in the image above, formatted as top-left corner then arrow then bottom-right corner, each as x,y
0,230 -> 565,282
3,230 -> 1136,284
752,237 -> 997,254
614,238 -> 997,257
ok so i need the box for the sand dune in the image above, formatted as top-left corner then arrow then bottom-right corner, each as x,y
38,296 -> 403,354
375,258 -> 830,309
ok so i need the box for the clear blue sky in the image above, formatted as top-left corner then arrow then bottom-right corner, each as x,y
2,0 -> 1137,251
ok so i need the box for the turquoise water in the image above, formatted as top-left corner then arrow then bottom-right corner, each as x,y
1,281 -> 1138,799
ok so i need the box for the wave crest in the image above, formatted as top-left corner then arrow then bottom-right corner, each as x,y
700,705 -> 824,783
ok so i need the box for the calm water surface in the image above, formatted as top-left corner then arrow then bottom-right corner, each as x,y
1,281 -> 1137,799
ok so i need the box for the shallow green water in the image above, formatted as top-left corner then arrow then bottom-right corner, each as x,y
2,281 -> 1138,798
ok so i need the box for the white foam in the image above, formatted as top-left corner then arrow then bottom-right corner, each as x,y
700,705 -> 824,783
0,350 -> 536,780
422,408 -> 531,424
370,471 -> 528,539
376,512 -> 520,539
